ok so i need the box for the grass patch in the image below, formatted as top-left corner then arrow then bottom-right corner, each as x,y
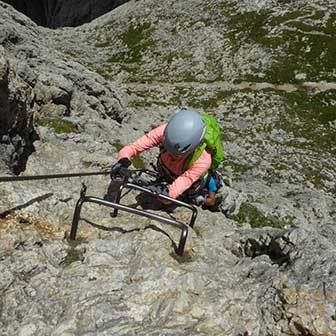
278,90 -> 336,153
225,159 -> 252,176
188,90 -> 233,110
227,10 -> 269,50
231,203 -> 289,229
224,8 -> 336,83
95,41 -> 111,48
92,6 -> 336,84
131,156 -> 145,169
112,141 -> 145,169
112,141 -> 123,151
36,118 -> 79,134
61,248 -> 84,267
264,11 -> 336,83
63,49 -> 82,58
107,22 -> 155,64
264,30 -> 336,83
303,167 -> 324,188
180,71 -> 197,82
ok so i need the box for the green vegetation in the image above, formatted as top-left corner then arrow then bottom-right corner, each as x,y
107,22 -> 155,64
62,49 -> 84,59
303,167 -> 324,188
221,8 -> 336,83
227,10 -> 269,50
264,30 -> 336,83
165,52 -> 178,65
279,90 -> 336,153
93,21 -> 157,81
94,41 -> 111,48
112,141 -> 145,169
180,71 -> 197,83
91,4 -> 336,84
62,248 -> 84,267
112,141 -> 123,151
36,118 -> 79,134
269,13 -> 334,82
188,90 -> 232,110
231,203 -> 290,229
131,156 -> 145,169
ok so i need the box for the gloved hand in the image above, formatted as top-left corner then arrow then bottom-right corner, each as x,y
147,183 -> 172,205
147,183 -> 169,195
110,158 -> 131,178
194,195 -> 205,206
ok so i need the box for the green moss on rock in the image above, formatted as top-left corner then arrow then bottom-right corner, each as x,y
188,90 -> 232,110
112,141 -> 123,151
232,203 -> 289,229
131,156 -> 145,169
62,248 -> 84,267
37,118 -> 79,134
112,141 -> 145,169
108,22 -> 155,64
95,41 -> 111,48
279,90 -> 336,153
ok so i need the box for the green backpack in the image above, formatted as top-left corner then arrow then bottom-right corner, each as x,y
186,112 -> 224,170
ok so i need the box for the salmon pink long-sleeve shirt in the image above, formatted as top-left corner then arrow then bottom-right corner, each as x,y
118,124 -> 212,199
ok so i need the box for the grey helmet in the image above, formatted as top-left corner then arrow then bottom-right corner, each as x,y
163,109 -> 206,156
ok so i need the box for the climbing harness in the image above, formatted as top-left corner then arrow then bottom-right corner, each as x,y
155,154 -> 224,207
0,168 -> 198,256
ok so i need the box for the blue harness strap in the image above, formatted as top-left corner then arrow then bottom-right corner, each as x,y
200,171 -> 223,193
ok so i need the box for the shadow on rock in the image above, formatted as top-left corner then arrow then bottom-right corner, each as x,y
82,217 -> 179,254
242,230 -> 294,267
0,192 -> 53,218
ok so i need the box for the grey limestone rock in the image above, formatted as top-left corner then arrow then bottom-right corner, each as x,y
0,0 -> 335,335
0,1 -> 126,173
0,45 -> 36,174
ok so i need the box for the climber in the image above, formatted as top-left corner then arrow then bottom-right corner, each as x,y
111,108 -> 224,209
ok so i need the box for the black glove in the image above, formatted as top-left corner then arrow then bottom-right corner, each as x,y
110,158 -> 131,178
148,183 -> 173,205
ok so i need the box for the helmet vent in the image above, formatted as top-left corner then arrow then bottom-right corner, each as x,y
181,144 -> 191,152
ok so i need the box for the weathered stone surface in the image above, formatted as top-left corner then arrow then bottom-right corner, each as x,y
0,0 -> 335,335
0,45 -> 36,174
236,228 -> 336,335
0,2 -> 126,173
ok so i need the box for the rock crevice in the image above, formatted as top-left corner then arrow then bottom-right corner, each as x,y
0,46 -> 37,174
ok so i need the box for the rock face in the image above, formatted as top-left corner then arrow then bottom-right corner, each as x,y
0,0 -> 335,335
2,0 -> 131,28
0,46 -> 36,174
0,1 -> 125,174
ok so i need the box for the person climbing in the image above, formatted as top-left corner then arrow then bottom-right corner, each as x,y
111,108 -> 224,209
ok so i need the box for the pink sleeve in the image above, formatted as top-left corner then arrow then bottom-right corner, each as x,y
118,124 -> 166,160
168,150 -> 212,199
